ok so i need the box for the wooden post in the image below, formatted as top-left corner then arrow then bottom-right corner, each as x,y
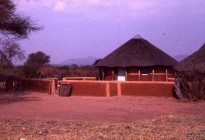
166,69 -> 168,82
102,68 -> 105,80
125,69 -> 127,81
112,70 -> 114,81
152,70 -> 154,81
139,69 -> 141,81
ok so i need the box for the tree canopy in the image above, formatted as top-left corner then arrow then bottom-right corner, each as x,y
0,40 -> 25,65
0,0 -> 41,65
25,51 -> 50,66
23,51 -> 50,78
0,0 -> 41,39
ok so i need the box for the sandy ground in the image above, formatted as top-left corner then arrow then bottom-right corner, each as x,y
0,92 -> 205,123
0,92 -> 205,139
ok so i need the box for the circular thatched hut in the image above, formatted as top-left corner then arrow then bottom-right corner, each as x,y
96,35 -> 177,81
175,43 -> 205,100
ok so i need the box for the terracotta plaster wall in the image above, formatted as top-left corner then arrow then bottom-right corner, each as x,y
109,82 -> 118,97
140,75 -> 152,81
20,78 -> 56,94
63,80 -> 174,97
62,81 -> 108,96
121,82 -> 174,97
63,77 -> 96,81
127,75 -> 140,81
127,74 -> 174,81
104,75 -> 112,81
153,75 -> 166,81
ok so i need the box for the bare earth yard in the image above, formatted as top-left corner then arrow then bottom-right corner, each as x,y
0,92 -> 205,139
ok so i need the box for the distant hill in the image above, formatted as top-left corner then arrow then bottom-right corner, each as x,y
60,56 -> 98,66
174,54 -> 189,62
59,55 -> 189,66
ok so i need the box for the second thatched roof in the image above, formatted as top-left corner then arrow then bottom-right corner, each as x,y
175,43 -> 205,73
96,35 -> 177,67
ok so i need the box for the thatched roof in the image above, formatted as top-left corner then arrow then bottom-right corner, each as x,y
96,35 -> 177,67
175,43 -> 205,73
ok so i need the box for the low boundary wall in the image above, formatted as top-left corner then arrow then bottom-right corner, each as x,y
20,78 -> 57,94
62,80 -> 174,97
61,80 -> 118,97
121,82 -> 174,96
63,77 -> 97,81
19,78 -> 174,97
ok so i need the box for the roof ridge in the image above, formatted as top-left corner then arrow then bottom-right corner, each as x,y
133,34 -> 143,39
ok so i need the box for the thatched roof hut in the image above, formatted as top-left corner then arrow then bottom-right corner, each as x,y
174,43 -> 205,100
96,35 -> 177,67
175,43 -> 205,73
96,35 -> 177,81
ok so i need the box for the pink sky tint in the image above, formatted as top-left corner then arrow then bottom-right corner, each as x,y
16,0 -> 205,64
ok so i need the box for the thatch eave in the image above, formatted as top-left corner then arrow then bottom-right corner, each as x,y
174,43 -> 205,73
96,37 -> 177,68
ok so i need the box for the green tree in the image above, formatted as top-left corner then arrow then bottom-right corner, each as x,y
0,0 -> 40,67
22,64 -> 39,78
0,0 -> 41,67
25,51 -> 50,66
23,51 -> 50,78
0,0 -> 41,90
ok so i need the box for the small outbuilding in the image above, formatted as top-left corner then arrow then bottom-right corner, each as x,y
175,43 -> 205,100
96,35 -> 177,81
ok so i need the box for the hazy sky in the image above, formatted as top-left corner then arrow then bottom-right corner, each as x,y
16,0 -> 205,64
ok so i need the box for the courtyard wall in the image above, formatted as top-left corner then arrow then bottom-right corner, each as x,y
19,78 -> 57,94
61,80 -> 174,97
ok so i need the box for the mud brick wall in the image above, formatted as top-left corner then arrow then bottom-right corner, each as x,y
62,80 -> 174,97
63,77 -> 96,81
20,78 -> 57,94
121,82 -> 174,97
109,82 -> 118,97
62,80 -> 107,96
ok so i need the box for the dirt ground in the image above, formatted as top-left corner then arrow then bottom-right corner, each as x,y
0,92 -> 205,139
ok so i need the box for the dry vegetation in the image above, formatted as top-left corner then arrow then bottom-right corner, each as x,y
0,115 -> 204,140
177,72 -> 205,101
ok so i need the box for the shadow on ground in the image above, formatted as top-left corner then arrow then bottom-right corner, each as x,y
0,92 -> 42,104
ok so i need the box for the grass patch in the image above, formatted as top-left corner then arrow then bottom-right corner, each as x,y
0,115 -> 204,140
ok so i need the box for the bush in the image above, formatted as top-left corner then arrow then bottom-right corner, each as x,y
22,64 -> 39,78
177,72 -> 205,100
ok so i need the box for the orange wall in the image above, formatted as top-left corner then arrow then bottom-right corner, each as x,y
104,75 -> 117,81
20,78 -> 174,97
104,75 -> 112,81
109,82 -> 118,97
62,80 -> 107,96
63,77 -> 96,80
127,74 -> 141,81
62,80 -> 174,97
121,82 -> 174,97
127,74 -> 174,81
20,78 -> 57,94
